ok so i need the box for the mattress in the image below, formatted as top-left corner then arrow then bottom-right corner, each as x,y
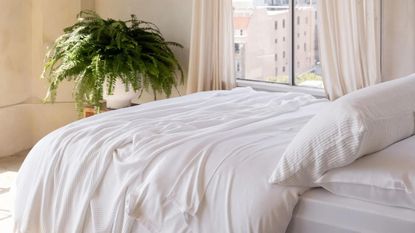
287,188 -> 415,233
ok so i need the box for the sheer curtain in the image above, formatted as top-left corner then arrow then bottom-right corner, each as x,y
186,0 -> 236,94
318,0 -> 382,100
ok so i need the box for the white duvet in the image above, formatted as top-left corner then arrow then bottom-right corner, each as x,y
14,88 -> 328,233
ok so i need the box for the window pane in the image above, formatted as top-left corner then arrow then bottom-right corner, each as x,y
233,0 -> 291,84
294,0 -> 324,88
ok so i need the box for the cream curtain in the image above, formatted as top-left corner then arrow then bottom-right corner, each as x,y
187,0 -> 236,94
318,0 -> 382,100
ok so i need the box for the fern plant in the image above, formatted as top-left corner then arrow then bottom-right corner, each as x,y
42,10 -> 184,112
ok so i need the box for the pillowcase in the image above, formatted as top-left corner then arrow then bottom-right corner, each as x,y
315,135 -> 415,210
269,73 -> 415,187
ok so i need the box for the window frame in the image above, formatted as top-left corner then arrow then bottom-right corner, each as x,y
237,79 -> 326,97
234,0 -> 325,97
288,0 -> 295,86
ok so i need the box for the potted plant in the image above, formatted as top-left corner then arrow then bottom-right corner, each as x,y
42,10 -> 184,112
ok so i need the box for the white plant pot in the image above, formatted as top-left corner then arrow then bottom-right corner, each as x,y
103,79 -> 139,109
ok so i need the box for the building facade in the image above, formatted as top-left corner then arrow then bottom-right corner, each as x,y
234,3 -> 318,83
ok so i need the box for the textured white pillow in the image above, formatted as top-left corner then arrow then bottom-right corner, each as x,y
269,73 -> 415,187
316,135 -> 415,210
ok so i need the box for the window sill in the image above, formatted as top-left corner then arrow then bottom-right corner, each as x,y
236,79 -> 327,98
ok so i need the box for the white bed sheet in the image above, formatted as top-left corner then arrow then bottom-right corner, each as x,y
287,188 -> 415,233
14,87 -> 329,233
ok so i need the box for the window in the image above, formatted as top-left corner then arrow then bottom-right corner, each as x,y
235,43 -> 240,54
232,0 -> 323,88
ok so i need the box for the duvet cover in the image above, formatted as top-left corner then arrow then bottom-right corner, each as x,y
14,87 -> 328,233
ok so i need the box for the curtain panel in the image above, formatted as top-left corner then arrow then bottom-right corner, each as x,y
187,0 -> 236,94
318,0 -> 382,100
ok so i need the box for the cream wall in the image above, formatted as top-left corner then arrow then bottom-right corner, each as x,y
0,0 -> 82,158
0,0 -> 34,157
0,1 -> 31,107
95,0 -> 193,102
382,0 -> 415,81
0,0 -> 192,157
31,0 -> 82,102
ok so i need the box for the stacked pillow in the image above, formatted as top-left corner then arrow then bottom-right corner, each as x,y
269,73 -> 415,187
315,135 -> 415,210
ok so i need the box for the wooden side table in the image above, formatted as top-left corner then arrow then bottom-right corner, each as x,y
83,106 -> 107,118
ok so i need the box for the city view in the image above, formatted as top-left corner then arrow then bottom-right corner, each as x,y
233,0 -> 323,88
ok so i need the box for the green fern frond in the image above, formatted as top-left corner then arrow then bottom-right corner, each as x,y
42,10 -> 184,114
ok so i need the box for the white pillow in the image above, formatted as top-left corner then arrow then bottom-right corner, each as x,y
316,135 -> 415,210
269,73 -> 415,187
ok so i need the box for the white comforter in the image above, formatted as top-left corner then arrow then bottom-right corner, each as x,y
14,88 -> 328,233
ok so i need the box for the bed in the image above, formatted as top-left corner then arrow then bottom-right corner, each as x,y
13,75 -> 415,233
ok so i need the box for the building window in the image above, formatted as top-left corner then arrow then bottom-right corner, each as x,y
235,43 -> 240,54
232,0 -> 323,88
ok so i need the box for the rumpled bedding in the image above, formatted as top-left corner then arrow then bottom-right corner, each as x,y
14,87 -> 328,233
